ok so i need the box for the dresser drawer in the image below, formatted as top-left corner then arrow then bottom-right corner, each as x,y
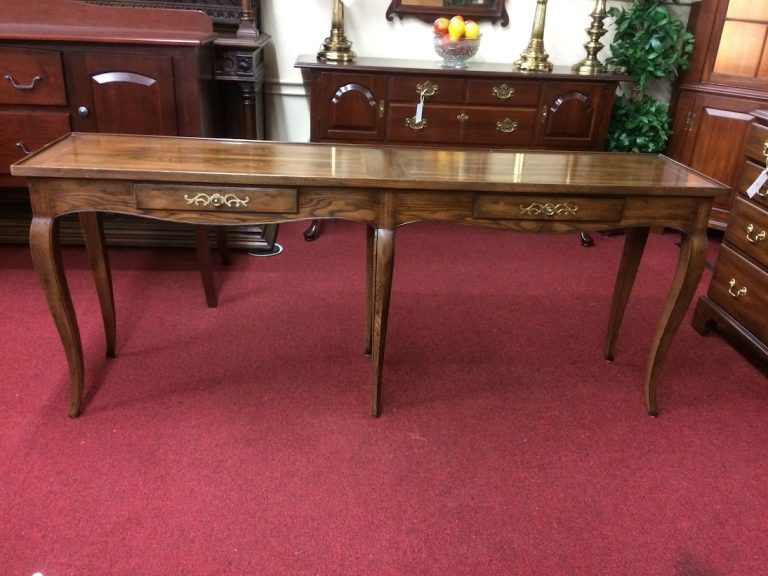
726,197 -> 768,267
743,120 -> 768,165
389,76 -> 463,104
739,160 -> 768,211
0,110 -> 70,175
708,244 -> 768,344
0,47 -> 67,105
465,79 -> 540,106
460,106 -> 537,146
134,183 -> 298,213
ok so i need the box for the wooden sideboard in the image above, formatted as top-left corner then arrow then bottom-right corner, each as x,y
0,0 -> 274,252
693,110 -> 768,370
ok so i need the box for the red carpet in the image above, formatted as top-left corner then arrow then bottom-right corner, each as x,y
1,221 -> 766,575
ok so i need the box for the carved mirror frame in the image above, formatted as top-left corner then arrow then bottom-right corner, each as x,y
386,1 -> 509,26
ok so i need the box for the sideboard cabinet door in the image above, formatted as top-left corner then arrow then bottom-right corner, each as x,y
537,82 -> 608,149
312,73 -> 387,142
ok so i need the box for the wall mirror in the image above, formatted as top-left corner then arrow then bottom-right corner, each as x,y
386,0 -> 509,26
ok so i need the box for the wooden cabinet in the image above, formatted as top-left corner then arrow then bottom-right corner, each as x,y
296,56 -> 626,151
693,111 -> 768,370
667,0 -> 768,230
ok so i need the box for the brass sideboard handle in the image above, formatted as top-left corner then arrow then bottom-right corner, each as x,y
184,192 -> 250,208
519,202 -> 579,217
540,105 -> 548,124
4,74 -> 42,90
746,223 -> 766,244
457,113 -> 469,122
415,81 -> 438,98
378,100 -> 385,118
685,111 -> 696,131
16,142 -> 32,155
496,118 -> 519,133
405,116 -> 427,131
727,278 -> 747,299
492,84 -> 516,100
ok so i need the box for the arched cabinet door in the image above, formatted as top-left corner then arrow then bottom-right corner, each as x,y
314,72 -> 387,142
65,52 -> 179,135
537,82 -> 610,149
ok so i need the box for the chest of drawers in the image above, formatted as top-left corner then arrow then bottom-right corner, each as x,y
693,111 -> 768,369
296,55 -> 628,150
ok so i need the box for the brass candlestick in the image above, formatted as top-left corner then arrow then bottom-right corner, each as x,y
572,0 -> 609,74
236,0 -> 259,38
515,0 -> 553,72
318,0 -> 356,62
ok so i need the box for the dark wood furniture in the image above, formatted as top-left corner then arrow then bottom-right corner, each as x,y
693,110 -> 768,370
295,55 -> 628,242
13,133 -> 727,418
386,0 -> 509,25
667,0 -> 768,230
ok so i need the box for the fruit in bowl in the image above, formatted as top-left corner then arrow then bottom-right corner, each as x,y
433,16 -> 481,69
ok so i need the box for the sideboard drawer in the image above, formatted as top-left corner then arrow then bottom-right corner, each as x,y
461,107 -> 537,146
743,120 -> 768,165
387,104 -> 464,143
389,76 -> 463,104
135,183 -> 298,213
465,79 -> 540,107
725,196 -> 768,267
473,195 -> 625,221
0,47 -> 66,105
707,244 -> 768,344
739,160 -> 768,211
0,110 -> 70,174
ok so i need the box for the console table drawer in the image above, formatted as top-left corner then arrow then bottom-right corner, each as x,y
473,195 -> 624,221
0,47 -> 66,105
389,76 -> 463,104
135,184 -> 298,213
708,244 -> 768,344
725,196 -> 768,267
0,110 -> 70,174
465,79 -> 540,106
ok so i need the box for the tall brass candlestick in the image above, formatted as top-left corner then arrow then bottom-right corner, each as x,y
318,0 -> 356,62
515,0 -> 553,72
572,0 -> 609,74
237,0 -> 259,38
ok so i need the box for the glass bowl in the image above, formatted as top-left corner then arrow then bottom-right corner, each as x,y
434,33 -> 481,69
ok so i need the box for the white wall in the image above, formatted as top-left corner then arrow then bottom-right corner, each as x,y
259,1 -> 688,142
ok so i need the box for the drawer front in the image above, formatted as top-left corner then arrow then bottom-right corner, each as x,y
134,184 -> 298,213
708,245 -> 768,344
389,76 -> 464,104
739,160 -> 768,211
387,103 -> 464,144
465,79 -> 540,107
473,195 -> 625,221
0,111 -> 70,175
743,120 -> 768,165
460,106 -> 537,146
0,47 -> 66,105
726,197 -> 768,268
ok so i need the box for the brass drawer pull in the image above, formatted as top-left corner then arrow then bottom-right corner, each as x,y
746,223 -> 766,244
492,84 -> 516,100
496,118 -> 519,133
763,141 -> 768,159
184,192 -> 250,208
4,74 -> 43,91
519,202 -> 579,217
415,81 -> 438,98
727,278 -> 747,299
405,116 -> 427,131
16,142 -> 32,155
457,113 -> 469,122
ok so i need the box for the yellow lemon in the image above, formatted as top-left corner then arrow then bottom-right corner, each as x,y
464,20 -> 480,40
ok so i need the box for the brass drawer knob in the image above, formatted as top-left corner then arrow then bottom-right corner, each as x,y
727,278 -> 748,299
746,223 -> 766,244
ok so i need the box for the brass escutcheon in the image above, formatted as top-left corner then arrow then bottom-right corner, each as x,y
492,84 -> 516,100
496,118 -> 519,133
746,223 -> 766,244
727,278 -> 747,299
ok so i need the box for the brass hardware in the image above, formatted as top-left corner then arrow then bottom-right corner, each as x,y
519,202 -> 579,217
540,106 -> 549,123
496,118 -> 519,133
763,141 -> 768,158
746,223 -> 766,244
236,0 -> 259,38
727,278 -> 747,299
317,0 -> 356,62
571,0 -> 609,75
685,112 -> 696,131
4,74 -> 42,90
184,192 -> 250,208
378,100 -> 385,119
492,84 -> 516,100
15,142 -> 32,155
416,81 -> 438,98
457,113 -> 469,122
515,0 -> 553,71
405,116 -> 427,131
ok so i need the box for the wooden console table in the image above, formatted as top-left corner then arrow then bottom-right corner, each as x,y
12,133 -> 728,418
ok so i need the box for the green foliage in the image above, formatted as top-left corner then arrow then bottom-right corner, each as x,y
606,93 -> 671,153
605,0 -> 697,153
